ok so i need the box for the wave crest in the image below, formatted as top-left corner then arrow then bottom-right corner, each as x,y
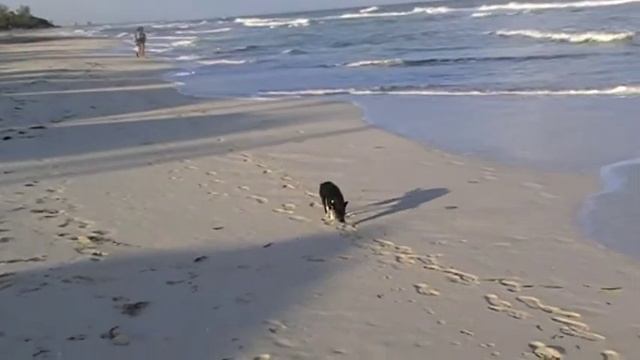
234,17 -> 310,28
263,85 -> 640,97
478,0 -> 640,11
175,28 -> 232,35
360,6 -> 379,13
197,59 -> 250,65
496,29 -> 635,43
344,59 -> 404,67
334,6 -> 452,19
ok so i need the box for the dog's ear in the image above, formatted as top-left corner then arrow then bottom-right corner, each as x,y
344,201 -> 349,207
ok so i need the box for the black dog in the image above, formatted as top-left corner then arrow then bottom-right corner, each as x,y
319,181 -> 348,223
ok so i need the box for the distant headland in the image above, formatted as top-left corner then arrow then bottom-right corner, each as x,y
0,4 -> 55,31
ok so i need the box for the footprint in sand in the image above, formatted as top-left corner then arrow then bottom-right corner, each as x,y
516,296 -> 581,318
529,341 -> 563,360
248,195 -> 269,204
539,192 -> 559,199
273,203 -> 296,214
0,255 -> 47,265
288,215 -> 311,223
272,208 -> 295,215
120,301 -> 151,317
282,203 -> 296,211
0,236 -> 13,244
282,183 -> 296,190
238,185 -> 251,192
414,283 -> 441,296
374,239 -> 396,248
264,319 -> 288,334
601,350 -> 621,360
0,272 -> 15,291
442,268 -> 479,285
551,316 -> 605,341
395,245 -> 414,255
273,337 -> 297,349
484,294 -> 530,320
337,223 -> 357,232
492,278 -> 523,292
305,191 -> 316,198
101,326 -> 130,346
395,254 -> 419,265
522,182 -> 545,190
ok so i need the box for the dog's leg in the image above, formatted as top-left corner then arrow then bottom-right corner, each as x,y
321,197 -> 329,219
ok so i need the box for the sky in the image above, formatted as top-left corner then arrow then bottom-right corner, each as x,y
1,0 -> 417,25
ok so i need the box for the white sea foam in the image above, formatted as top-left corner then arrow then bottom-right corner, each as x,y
146,47 -> 171,54
175,28 -> 232,35
63,29 -> 108,37
264,89 -> 357,96
152,36 -> 198,41
334,6 -> 453,19
234,17 -> 310,28
495,29 -> 635,43
331,0 -> 640,21
150,21 -> 207,29
360,6 -> 379,13
477,0 -> 640,12
580,156 -> 640,237
471,12 -> 494,17
172,71 -> 195,77
263,85 -> 640,97
176,55 -> 201,61
344,59 -> 404,67
197,59 -> 249,65
170,39 -> 197,47
282,48 -> 307,55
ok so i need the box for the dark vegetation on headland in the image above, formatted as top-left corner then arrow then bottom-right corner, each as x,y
0,4 -> 55,31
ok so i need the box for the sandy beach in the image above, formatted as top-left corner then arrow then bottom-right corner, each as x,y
1,36 -> 639,360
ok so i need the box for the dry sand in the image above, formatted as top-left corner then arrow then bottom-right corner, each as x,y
0,36 -> 639,360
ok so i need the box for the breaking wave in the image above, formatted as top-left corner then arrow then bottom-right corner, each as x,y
477,0 -> 640,11
197,59 -> 250,65
333,6 -> 452,20
262,85 -> 640,97
344,59 -> 404,67
360,6 -> 379,13
495,29 -> 635,43
234,17 -> 310,28
337,53 -> 594,68
175,28 -> 232,35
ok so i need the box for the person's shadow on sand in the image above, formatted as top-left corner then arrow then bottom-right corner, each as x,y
353,188 -> 450,225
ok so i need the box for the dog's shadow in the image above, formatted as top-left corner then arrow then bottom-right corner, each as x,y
352,188 -> 450,225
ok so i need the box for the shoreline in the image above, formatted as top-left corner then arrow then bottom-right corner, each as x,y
1,36 -> 639,359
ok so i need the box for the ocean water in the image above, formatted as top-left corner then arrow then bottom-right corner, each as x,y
84,0 -> 639,256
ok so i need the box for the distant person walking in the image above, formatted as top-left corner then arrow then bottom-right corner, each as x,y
134,26 -> 146,58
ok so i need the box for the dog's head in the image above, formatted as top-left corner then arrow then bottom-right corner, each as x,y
331,199 -> 349,223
